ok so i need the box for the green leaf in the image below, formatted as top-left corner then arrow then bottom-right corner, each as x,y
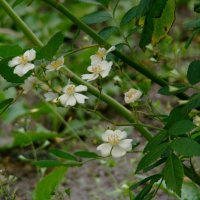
130,174 -> 161,190
163,154 -> 183,196
135,0 -> 153,18
182,181 -> 200,199
49,149 -> 78,161
168,120 -> 195,136
98,26 -> 119,40
144,131 -> 168,152
37,32 -> 64,60
0,98 -> 13,109
32,160 -> 65,167
139,0 -> 175,48
136,143 -> 169,173
82,11 -> 112,24
0,45 -> 22,58
139,17 -> 154,49
171,138 -> 200,156
33,167 -> 67,200
187,60 -> 200,85
184,93 -> 200,111
74,151 -> 99,158
165,106 -> 189,128
120,6 -> 137,26
0,58 -> 26,83
152,0 -> 175,45
12,131 -> 59,148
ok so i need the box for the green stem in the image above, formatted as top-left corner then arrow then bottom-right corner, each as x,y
42,0 -> 188,100
0,0 -> 43,47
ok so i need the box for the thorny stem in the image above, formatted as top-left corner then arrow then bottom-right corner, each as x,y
0,0 -> 43,47
2,0 -> 200,187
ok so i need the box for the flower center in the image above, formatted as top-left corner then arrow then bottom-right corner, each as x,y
51,60 -> 63,69
66,84 -> 75,95
91,65 -> 103,74
20,56 -> 28,65
96,49 -> 106,58
126,91 -> 136,99
108,134 -> 120,145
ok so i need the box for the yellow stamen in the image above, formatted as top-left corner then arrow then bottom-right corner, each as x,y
91,65 -> 103,74
51,59 -> 63,69
66,84 -> 75,95
108,134 -> 120,145
20,56 -> 28,65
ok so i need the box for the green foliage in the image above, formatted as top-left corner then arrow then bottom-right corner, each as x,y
82,11 -> 112,24
33,167 -> 67,200
144,131 -> 167,152
171,138 -> 200,156
136,143 -> 169,173
49,149 -> 78,161
163,154 -> 184,196
139,0 -> 175,48
98,26 -> 119,40
168,120 -> 195,136
37,32 -> 64,60
0,98 -> 13,110
0,44 -> 22,58
74,151 -> 99,158
187,60 -> 200,85
120,6 -> 137,26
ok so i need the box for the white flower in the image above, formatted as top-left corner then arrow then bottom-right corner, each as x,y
44,92 -> 58,102
46,56 -> 64,72
21,76 -> 38,93
81,60 -> 113,81
59,84 -> 88,107
90,46 -> 115,64
97,129 -> 133,158
193,115 -> 200,126
8,49 -> 36,77
124,88 -> 142,104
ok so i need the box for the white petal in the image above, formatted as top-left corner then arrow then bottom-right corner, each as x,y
100,61 -> 112,78
102,130 -> 114,142
90,55 -> 102,65
74,93 -> 88,104
111,145 -> 126,158
13,65 -> 25,77
22,63 -> 35,75
81,73 -> 98,81
21,76 -> 37,93
75,85 -> 87,92
59,94 -> 69,106
24,49 -> 36,61
114,130 -> 127,140
118,139 -> 133,151
57,56 -> 64,64
97,143 -> 112,157
66,95 -> 76,106
8,56 -> 21,67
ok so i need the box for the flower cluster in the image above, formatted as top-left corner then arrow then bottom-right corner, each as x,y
8,46 -> 142,158
81,46 -> 115,81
